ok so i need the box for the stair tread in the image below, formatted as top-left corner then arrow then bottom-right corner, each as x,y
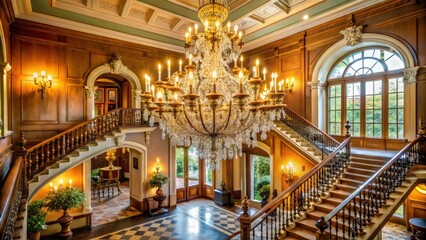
334,183 -> 358,191
350,162 -> 383,169
287,226 -> 316,240
339,177 -> 364,186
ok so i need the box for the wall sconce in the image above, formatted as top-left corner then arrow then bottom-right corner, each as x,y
285,78 -> 295,93
155,158 -> 161,174
282,162 -> 295,184
33,71 -> 52,99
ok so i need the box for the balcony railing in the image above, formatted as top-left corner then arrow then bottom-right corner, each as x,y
23,108 -> 147,182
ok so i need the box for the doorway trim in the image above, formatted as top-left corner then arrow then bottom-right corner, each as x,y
85,54 -> 142,119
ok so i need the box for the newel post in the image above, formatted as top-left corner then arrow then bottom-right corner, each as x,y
315,217 -> 329,240
344,120 -> 351,155
238,196 -> 251,240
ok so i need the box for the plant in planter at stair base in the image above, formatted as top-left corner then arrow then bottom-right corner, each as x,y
45,186 -> 86,239
27,200 -> 48,240
259,184 -> 271,207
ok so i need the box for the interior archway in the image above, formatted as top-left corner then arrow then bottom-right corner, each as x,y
85,55 -> 142,119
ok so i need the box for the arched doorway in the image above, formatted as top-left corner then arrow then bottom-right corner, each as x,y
85,54 -> 142,120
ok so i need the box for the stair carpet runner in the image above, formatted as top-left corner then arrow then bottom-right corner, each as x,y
283,152 -> 394,240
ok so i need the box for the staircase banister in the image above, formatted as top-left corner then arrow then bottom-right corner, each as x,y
248,137 -> 352,222
0,156 -> 24,238
283,106 -> 339,146
25,108 -> 122,153
323,137 -> 420,223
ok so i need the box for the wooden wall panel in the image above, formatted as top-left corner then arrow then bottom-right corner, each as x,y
20,41 -> 59,77
66,84 -> 84,122
21,80 -> 59,124
280,52 -> 300,72
10,20 -> 182,144
24,130 -> 59,142
66,48 -> 88,79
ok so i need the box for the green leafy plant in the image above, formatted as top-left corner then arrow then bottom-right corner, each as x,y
91,168 -> 100,178
259,184 -> 270,201
27,200 -> 47,233
45,187 -> 86,214
147,172 -> 169,189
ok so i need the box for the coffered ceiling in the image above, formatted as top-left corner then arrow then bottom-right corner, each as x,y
12,0 -> 383,52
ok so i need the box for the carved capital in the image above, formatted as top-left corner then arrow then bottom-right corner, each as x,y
340,25 -> 363,47
133,90 -> 142,101
402,66 -> 421,85
307,81 -> 326,90
84,86 -> 98,97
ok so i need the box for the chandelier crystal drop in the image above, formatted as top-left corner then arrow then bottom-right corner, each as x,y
141,0 -> 286,169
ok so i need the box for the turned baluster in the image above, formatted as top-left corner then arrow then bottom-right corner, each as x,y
51,140 -> 56,163
46,143 -> 51,165
75,128 -> 80,147
83,125 -> 88,143
26,154 -> 32,179
34,149 -> 40,174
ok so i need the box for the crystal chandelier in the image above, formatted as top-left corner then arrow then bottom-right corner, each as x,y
141,0 -> 286,169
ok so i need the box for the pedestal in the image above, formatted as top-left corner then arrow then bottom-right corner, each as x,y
214,189 -> 231,206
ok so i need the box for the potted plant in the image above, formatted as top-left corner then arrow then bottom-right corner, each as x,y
259,184 -> 270,207
91,168 -> 100,182
147,171 -> 169,197
45,186 -> 86,238
27,200 -> 47,240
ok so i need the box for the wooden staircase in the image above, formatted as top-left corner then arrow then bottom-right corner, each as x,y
286,151 -> 394,240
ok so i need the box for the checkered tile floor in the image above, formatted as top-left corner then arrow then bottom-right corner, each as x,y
89,197 -> 411,240
91,204 -> 237,239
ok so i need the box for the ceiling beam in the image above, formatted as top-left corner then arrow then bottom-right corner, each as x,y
147,9 -> 158,25
120,0 -> 132,17
249,15 -> 265,24
172,19 -> 184,32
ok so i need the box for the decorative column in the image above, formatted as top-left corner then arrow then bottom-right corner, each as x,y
84,86 -> 98,120
307,81 -> 326,130
83,159 -> 92,212
132,89 -> 142,108
0,62 -> 11,136
402,66 -> 420,141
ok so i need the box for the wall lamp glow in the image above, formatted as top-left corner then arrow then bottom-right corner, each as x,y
33,71 -> 52,99
282,162 -> 295,184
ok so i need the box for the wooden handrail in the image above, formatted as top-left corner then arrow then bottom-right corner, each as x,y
0,156 -> 24,239
283,106 -> 340,146
248,137 -> 351,222
324,137 -> 419,221
24,108 -> 149,181
25,108 -> 122,153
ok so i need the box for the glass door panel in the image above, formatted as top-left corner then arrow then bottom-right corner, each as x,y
175,147 -> 201,202
365,80 -> 382,138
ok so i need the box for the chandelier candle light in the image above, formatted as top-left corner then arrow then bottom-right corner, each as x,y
141,0 -> 286,169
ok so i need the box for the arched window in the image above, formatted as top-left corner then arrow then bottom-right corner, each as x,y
327,47 -> 405,140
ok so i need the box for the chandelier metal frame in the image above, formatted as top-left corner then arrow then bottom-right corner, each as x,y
140,0 -> 286,169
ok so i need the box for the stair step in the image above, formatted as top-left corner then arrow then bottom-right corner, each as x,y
339,177 -> 364,187
296,218 -> 319,233
343,172 -> 370,181
330,189 -> 352,199
314,202 -> 339,213
287,226 -> 316,240
323,197 -> 344,205
350,157 -> 388,166
306,210 -> 329,220
334,183 -> 358,192
349,162 -> 383,170
13,230 -> 22,239
345,167 -> 377,176
14,219 -> 23,229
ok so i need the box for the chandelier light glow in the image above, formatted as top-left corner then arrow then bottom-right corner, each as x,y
141,0 -> 286,169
